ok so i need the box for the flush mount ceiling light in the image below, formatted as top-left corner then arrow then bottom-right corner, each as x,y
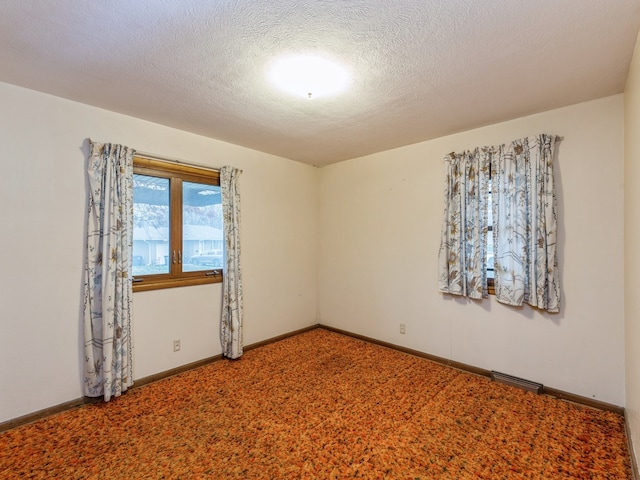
270,55 -> 350,99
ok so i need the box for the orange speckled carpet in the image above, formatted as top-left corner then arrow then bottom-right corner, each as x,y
0,329 -> 631,479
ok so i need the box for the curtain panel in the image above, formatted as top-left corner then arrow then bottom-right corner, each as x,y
220,166 -> 244,359
492,134 -> 560,312
83,141 -> 135,400
438,134 -> 560,313
438,148 -> 491,299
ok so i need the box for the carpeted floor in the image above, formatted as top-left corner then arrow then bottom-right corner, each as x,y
0,329 -> 632,479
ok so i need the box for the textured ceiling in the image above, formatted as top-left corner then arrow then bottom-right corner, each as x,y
1,1 -> 639,167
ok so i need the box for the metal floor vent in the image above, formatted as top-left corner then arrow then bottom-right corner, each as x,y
490,371 -> 543,394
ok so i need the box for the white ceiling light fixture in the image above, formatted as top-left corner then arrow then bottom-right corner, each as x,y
270,55 -> 350,99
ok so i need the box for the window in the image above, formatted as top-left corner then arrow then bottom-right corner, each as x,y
132,156 -> 223,291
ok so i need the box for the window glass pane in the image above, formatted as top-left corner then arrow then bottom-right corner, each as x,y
182,181 -> 223,271
132,174 -> 170,275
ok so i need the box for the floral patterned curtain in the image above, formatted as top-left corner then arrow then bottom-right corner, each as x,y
83,141 -> 135,400
492,134 -> 560,312
438,148 -> 492,299
220,166 -> 244,359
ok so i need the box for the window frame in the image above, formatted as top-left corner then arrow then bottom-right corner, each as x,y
132,156 -> 223,292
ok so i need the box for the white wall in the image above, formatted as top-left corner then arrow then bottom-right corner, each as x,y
318,95 -> 625,405
625,29 -> 640,464
0,79 -> 628,424
0,82 -> 318,423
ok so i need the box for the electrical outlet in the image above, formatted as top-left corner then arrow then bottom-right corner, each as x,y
173,339 -> 181,352
400,324 -> 406,334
